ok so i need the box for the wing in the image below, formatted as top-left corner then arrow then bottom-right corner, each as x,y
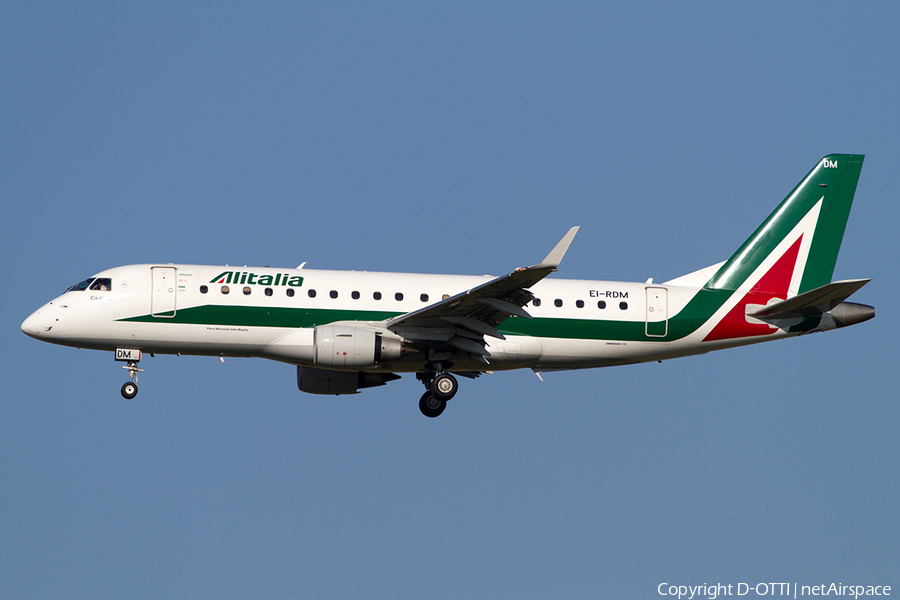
386,227 -> 579,364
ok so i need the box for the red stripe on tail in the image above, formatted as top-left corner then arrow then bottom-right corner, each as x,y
703,236 -> 803,342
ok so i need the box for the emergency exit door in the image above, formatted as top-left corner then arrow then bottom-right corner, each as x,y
151,267 -> 177,318
645,287 -> 667,337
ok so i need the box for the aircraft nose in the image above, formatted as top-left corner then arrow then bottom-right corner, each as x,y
21,307 -> 49,339
21,310 -> 40,337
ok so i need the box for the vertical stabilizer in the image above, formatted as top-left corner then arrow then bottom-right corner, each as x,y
699,155 -> 865,343
706,155 -> 864,295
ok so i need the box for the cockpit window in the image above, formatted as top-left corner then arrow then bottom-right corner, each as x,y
67,278 -> 95,292
89,278 -> 112,291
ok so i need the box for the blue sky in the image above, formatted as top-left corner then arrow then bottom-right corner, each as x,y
2,2 -> 898,598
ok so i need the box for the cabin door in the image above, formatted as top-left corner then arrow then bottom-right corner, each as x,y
645,287 -> 667,337
151,267 -> 177,318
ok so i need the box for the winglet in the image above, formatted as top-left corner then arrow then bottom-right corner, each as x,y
531,226 -> 579,271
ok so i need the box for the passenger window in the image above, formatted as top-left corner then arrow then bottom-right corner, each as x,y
533,298 -> 542,307
420,294 -> 429,302
308,289 -> 317,298
221,286 -> 230,295
576,300 -> 584,308
286,288 -> 295,297
200,285 -> 208,294
597,301 -> 606,309
619,301 -> 628,310
352,291 -> 360,300
395,292 -> 404,301
330,290 -> 338,299
90,278 -> 112,291
442,294 -> 450,300
374,292 -> 382,300
243,287 -> 251,295
554,299 -> 563,307
264,288 -> 273,297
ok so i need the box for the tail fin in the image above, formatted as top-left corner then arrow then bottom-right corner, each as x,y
706,154 -> 864,296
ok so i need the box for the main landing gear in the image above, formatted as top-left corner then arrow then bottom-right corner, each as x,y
417,371 -> 459,418
120,360 -> 143,400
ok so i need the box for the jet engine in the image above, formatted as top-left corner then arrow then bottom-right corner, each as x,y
264,324 -> 406,368
313,324 -> 404,368
293,325 -> 407,395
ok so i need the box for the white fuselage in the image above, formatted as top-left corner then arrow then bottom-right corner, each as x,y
21,263 -> 793,374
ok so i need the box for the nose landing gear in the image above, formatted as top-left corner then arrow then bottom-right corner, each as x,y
120,360 -> 143,399
115,349 -> 144,400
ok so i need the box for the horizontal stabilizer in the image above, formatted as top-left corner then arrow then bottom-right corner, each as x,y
749,279 -> 871,320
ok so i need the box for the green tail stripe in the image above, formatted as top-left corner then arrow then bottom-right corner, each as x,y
799,156 -> 864,292
706,154 -> 864,293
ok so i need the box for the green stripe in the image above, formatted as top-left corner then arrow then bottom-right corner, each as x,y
799,156 -> 864,292
500,288 -> 729,341
707,154 -> 863,293
118,292 -> 731,342
120,306 -> 404,329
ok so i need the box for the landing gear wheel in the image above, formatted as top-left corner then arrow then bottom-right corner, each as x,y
419,392 -> 446,418
430,373 -> 458,401
119,360 -> 143,400
121,381 -> 138,400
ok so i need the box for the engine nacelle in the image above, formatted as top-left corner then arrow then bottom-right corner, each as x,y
262,325 -> 405,366
297,366 -> 401,395
313,324 -> 403,368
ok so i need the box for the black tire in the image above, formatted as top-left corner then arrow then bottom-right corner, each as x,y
418,392 -> 446,418
430,373 -> 458,401
121,382 -> 138,400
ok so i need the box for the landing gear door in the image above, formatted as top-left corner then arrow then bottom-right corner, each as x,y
151,267 -> 177,318
645,286 -> 667,337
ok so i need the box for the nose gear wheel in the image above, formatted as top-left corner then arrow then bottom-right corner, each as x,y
121,381 -> 138,399
120,360 -> 143,399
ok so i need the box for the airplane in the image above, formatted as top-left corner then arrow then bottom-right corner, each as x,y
21,155 -> 874,418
